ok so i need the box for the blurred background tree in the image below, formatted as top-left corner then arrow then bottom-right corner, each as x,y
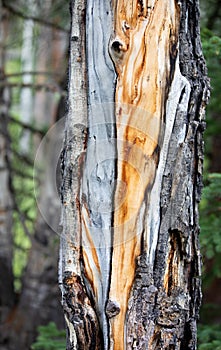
0,1 -> 69,349
199,0 -> 221,325
0,0 -> 220,349
197,0 -> 221,348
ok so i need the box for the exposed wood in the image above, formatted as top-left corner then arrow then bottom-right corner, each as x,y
81,1 -> 116,347
61,0 -> 210,349
108,1 -> 180,348
125,1 -> 209,348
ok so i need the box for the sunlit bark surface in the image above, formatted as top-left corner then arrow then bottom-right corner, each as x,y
60,1 -> 209,349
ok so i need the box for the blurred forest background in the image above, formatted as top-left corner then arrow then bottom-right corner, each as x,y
0,0 -> 220,349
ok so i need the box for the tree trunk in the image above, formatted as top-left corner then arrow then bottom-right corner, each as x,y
0,3 -> 15,335
19,0 -> 35,153
60,1 -> 210,349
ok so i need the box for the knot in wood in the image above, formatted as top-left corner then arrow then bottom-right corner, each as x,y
106,300 -> 120,319
110,38 -> 127,61
71,35 -> 78,42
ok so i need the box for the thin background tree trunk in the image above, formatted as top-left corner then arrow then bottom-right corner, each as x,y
60,1 -> 210,349
19,0 -> 35,153
0,4 -> 14,332
0,3 -> 68,348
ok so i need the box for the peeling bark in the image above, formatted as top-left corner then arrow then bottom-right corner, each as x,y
60,1 -> 209,349
60,1 -> 103,349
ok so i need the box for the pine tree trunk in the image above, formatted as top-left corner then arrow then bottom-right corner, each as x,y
60,1 -> 210,349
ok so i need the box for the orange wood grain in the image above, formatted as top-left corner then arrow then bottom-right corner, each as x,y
81,210 -> 101,301
109,1 -> 180,348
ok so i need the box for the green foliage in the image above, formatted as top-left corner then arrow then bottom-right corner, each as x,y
200,173 -> 221,259
8,115 -> 37,291
199,26 -> 221,282
198,323 -> 221,349
201,28 -> 221,148
197,12 -> 221,349
200,173 -> 221,286
31,322 -> 66,350
201,28 -> 221,59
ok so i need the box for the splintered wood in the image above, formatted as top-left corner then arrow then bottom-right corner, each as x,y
108,1 -> 180,348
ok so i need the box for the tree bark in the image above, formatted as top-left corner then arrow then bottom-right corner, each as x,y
60,1 -> 210,349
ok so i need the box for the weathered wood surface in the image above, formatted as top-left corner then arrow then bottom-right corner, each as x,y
81,1 -> 116,348
60,1 -> 210,349
60,1 -> 102,349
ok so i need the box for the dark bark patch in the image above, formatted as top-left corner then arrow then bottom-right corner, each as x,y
105,300 -> 120,319
126,253 -> 158,349
63,272 -> 102,350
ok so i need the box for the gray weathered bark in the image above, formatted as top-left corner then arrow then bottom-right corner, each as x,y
60,1 -> 210,349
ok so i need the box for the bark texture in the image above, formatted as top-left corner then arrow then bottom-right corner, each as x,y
60,1 -> 209,349
60,1 -> 103,349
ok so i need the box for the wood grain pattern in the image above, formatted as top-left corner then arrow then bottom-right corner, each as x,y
108,1 -> 180,348
81,1 -> 116,347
